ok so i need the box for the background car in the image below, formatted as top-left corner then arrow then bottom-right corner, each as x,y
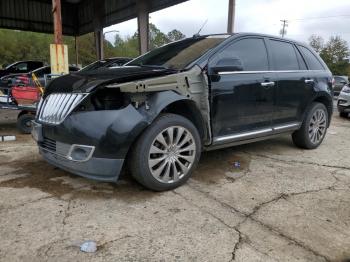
333,75 -> 349,96
337,84 -> 350,117
0,61 -> 43,78
79,57 -> 132,72
1,65 -> 80,89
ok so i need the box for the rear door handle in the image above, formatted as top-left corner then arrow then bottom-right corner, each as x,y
261,81 -> 275,87
305,79 -> 314,84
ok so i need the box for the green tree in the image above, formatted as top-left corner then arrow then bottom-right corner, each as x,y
0,24 -> 186,67
114,33 -> 140,58
308,35 -> 324,53
320,36 -> 349,75
149,23 -> 169,50
167,29 -> 186,42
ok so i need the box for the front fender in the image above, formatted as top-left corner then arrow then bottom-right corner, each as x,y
137,90 -> 191,122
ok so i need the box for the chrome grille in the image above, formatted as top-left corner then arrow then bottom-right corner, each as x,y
37,93 -> 87,125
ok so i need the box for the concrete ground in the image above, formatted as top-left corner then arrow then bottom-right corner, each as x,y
0,109 -> 349,262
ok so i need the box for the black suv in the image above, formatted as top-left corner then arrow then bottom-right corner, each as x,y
0,61 -> 44,78
32,33 -> 333,191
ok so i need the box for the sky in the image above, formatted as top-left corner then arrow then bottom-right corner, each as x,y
104,0 -> 350,46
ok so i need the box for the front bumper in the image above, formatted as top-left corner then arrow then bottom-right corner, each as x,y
337,91 -> 350,113
39,147 -> 124,182
32,104 -> 151,182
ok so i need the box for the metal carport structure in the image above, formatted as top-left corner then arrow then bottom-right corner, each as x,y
0,0 -> 189,59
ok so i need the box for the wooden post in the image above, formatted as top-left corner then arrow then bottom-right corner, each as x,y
52,0 -> 63,44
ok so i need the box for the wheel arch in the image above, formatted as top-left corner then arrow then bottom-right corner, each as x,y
160,100 -> 208,142
311,94 -> 333,127
143,90 -> 209,142
123,90 -> 208,167
17,110 -> 35,118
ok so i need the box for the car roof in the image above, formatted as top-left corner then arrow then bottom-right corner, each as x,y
15,60 -> 43,63
198,32 -> 308,47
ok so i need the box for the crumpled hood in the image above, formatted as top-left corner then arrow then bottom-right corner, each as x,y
44,66 -> 178,97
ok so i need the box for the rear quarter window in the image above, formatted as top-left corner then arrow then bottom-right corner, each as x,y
298,46 -> 325,70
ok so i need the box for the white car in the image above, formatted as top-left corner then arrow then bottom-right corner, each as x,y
337,85 -> 350,117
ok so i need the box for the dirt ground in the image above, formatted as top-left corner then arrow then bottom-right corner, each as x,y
0,109 -> 349,262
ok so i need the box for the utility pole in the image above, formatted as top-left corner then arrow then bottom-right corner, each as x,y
227,0 -> 236,34
280,20 -> 288,38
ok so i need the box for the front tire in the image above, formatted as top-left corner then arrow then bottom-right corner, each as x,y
129,113 -> 201,191
292,102 -> 328,149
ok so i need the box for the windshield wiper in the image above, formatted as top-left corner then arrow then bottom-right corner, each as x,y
136,64 -> 170,69
139,64 -> 180,73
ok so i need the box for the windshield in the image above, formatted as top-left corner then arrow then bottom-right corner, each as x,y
5,62 -> 17,70
80,60 -> 111,72
127,35 -> 229,70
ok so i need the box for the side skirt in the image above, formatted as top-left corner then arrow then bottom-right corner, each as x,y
206,122 -> 300,151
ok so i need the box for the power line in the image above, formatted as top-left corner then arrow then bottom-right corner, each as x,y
288,14 -> 350,21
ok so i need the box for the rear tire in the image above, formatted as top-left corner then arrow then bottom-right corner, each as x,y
292,102 -> 328,149
17,113 -> 35,134
129,113 -> 201,191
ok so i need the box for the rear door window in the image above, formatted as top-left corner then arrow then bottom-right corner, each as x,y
295,48 -> 308,70
13,62 -> 28,72
298,46 -> 325,70
212,38 -> 269,71
268,40 -> 300,70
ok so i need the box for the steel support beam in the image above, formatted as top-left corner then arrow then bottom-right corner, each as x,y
137,0 -> 149,55
75,36 -> 79,66
93,0 -> 105,60
94,30 -> 104,60
52,0 -> 63,44
227,0 -> 236,34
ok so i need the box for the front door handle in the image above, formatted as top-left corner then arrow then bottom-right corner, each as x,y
305,79 -> 314,84
261,81 -> 275,87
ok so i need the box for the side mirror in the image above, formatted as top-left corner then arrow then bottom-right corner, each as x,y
212,57 -> 244,73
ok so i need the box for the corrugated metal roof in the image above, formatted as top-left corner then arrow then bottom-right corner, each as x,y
0,0 -> 188,36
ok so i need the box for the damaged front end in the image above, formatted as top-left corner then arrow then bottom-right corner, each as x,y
33,65 -> 211,182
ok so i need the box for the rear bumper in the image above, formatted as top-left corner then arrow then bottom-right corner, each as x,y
338,105 -> 350,113
39,147 -> 124,182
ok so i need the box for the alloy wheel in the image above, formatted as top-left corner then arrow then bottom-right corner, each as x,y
148,126 -> 196,183
308,109 -> 327,144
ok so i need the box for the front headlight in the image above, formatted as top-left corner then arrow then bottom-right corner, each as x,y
341,85 -> 350,93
